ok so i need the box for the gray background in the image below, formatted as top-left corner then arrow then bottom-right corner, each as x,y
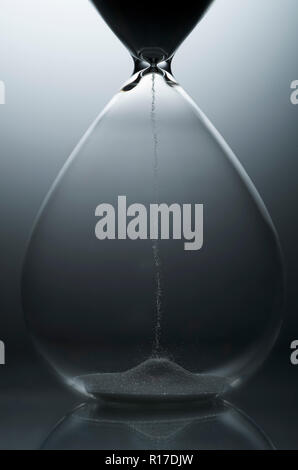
0,0 -> 297,449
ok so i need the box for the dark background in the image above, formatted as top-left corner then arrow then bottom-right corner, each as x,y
0,0 -> 297,449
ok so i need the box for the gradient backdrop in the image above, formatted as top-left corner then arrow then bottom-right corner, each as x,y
0,0 -> 297,449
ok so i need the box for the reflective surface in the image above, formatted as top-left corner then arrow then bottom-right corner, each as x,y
41,400 -> 274,450
0,352 -> 297,450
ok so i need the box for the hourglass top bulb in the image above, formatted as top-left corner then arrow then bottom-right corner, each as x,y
91,0 -> 214,63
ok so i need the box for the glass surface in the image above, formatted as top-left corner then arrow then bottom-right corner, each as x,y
22,1 -> 284,401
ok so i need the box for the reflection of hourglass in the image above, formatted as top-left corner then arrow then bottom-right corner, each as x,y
41,401 -> 275,450
22,1 -> 284,401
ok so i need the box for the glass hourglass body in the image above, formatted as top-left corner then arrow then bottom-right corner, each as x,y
22,1 -> 284,401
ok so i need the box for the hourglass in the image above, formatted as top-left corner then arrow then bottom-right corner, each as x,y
22,1 -> 284,401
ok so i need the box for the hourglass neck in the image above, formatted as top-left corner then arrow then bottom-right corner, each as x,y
121,58 -> 176,93
133,57 -> 174,77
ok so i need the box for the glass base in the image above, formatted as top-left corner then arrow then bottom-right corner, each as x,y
75,358 -> 228,403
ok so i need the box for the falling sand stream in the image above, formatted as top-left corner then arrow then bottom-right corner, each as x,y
151,71 -> 163,358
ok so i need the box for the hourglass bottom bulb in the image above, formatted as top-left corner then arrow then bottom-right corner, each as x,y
22,66 -> 284,402
74,358 -> 228,403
